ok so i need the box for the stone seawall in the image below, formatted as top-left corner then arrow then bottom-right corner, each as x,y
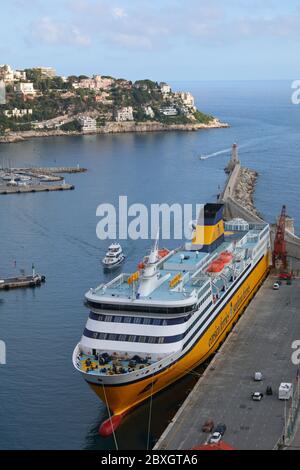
220,161 -> 300,259
0,118 -> 229,144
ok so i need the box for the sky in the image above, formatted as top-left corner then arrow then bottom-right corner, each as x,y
1,0 -> 300,81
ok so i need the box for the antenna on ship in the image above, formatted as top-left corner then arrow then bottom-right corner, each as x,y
149,227 -> 160,264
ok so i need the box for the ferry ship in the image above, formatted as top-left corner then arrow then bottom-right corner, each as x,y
73,203 -> 271,434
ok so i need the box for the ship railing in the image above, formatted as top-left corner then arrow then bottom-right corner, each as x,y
102,273 -> 130,290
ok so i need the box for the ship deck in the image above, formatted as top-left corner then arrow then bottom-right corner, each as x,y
90,229 -> 256,304
77,352 -> 155,376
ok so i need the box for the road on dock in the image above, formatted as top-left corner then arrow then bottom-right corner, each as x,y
155,276 -> 300,450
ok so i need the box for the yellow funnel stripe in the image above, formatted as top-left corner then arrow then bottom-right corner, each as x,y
192,220 -> 224,245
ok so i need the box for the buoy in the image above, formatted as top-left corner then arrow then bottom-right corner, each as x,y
99,413 -> 124,437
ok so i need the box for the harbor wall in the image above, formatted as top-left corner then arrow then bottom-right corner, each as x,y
220,162 -> 300,260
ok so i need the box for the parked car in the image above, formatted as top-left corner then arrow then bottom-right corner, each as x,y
254,371 -> 263,381
273,282 -> 280,290
209,432 -> 222,444
252,392 -> 264,401
202,419 -> 214,433
214,423 -> 227,436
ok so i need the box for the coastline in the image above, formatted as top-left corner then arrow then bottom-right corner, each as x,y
0,118 -> 229,144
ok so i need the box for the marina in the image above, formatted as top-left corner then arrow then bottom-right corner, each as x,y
0,166 -> 85,195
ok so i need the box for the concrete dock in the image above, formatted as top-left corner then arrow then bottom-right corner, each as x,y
155,274 -> 300,450
0,183 -> 75,195
0,274 -> 46,290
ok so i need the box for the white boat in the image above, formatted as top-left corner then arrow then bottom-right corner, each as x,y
16,175 -> 32,182
7,178 -> 18,186
102,243 -> 125,268
2,174 -> 14,181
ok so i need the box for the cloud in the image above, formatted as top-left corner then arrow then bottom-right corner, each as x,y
112,7 -> 127,19
27,16 -> 91,47
22,0 -> 300,53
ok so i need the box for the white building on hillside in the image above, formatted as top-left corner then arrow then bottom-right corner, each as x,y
176,91 -> 195,109
159,82 -> 171,94
0,65 -> 14,83
143,106 -> 155,118
15,82 -> 36,96
34,67 -> 56,78
14,70 -> 27,81
115,106 -> 134,122
78,116 -> 97,133
159,106 -> 178,116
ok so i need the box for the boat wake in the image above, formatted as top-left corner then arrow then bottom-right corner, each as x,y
199,142 -> 249,160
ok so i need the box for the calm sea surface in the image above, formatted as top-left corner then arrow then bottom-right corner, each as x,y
0,80 -> 299,449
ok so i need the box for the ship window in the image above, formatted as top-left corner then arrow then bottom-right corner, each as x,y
119,335 -> 127,341
92,332 -> 98,339
128,335 -> 136,342
148,337 -> 156,344
105,315 -> 113,322
123,317 -> 132,323
133,317 -> 142,324
152,319 -> 161,326
139,336 -> 147,343
109,334 -> 117,341
113,316 -> 122,323
143,318 -> 151,325
158,337 -> 164,344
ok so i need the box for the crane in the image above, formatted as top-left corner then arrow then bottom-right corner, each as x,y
272,205 -> 287,271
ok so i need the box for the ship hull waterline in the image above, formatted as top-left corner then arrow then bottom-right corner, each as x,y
85,252 -> 270,424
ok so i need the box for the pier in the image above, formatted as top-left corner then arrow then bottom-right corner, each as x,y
154,145 -> 300,450
0,183 -> 74,195
0,274 -> 46,290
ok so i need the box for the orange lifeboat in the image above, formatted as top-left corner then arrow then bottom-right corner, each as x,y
219,252 -> 233,264
158,248 -> 170,259
207,260 -> 225,273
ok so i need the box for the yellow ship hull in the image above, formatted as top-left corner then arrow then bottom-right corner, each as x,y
88,252 -> 270,416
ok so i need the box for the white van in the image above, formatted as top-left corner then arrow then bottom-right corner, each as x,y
278,383 -> 293,400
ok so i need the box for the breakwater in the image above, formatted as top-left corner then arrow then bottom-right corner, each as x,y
220,161 -> 300,259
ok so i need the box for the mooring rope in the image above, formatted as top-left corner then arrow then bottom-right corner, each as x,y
102,383 -> 119,450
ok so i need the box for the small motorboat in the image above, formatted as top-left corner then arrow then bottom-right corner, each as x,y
102,243 -> 125,268
7,178 -> 18,187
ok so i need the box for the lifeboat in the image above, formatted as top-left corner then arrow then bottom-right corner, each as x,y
219,252 -> 233,264
158,248 -> 170,259
207,260 -> 225,273
138,249 -> 170,270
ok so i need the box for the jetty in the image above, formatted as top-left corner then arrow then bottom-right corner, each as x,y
0,273 -> 46,290
0,183 -> 74,195
12,166 -> 87,175
154,144 -> 300,450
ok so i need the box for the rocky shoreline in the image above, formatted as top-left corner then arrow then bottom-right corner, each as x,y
233,167 -> 261,217
0,118 -> 229,144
